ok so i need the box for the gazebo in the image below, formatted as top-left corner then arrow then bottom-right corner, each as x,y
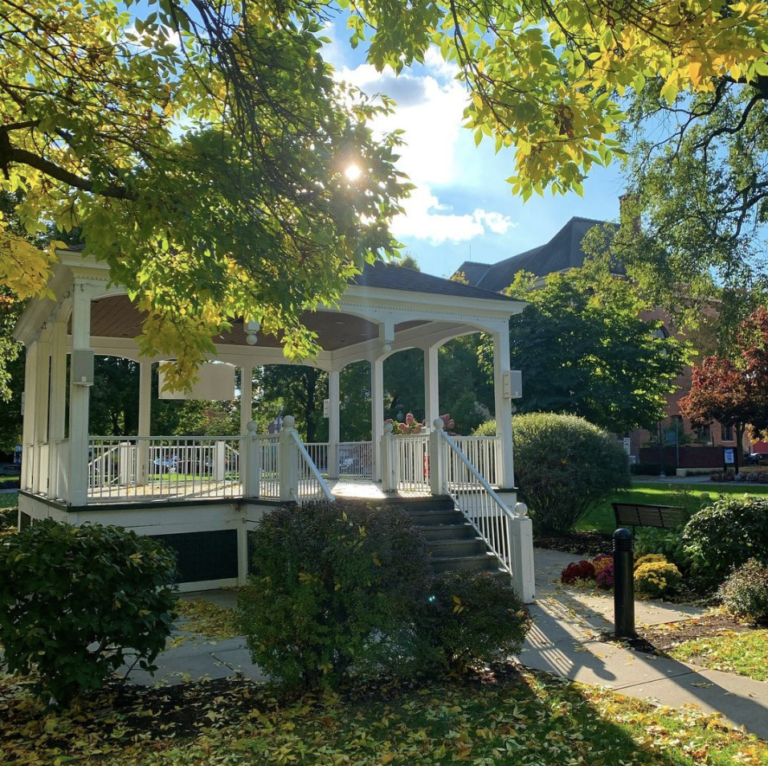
13,250 -> 535,598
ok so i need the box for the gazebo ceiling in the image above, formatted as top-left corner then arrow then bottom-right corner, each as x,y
88,295 -> 430,352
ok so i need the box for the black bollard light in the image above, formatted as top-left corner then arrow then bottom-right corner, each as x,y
613,528 -> 636,639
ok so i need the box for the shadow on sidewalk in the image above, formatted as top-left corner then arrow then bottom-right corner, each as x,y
524,587 -> 768,738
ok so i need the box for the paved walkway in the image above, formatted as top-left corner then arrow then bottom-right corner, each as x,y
122,550 -> 768,740
525,549 -> 768,739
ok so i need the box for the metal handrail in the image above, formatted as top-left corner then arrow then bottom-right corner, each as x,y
291,431 -> 334,503
438,429 -> 517,574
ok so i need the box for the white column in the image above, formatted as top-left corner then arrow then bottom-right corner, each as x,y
493,325 -> 515,488
380,421 -> 395,491
242,421 -> 260,498
137,361 -> 152,484
240,366 -> 253,434
48,315 -> 69,500
371,358 -> 384,481
328,369 -> 340,479
32,330 -> 51,495
424,345 -> 440,427
69,281 -> 95,506
429,418 -> 446,496
21,342 -> 38,493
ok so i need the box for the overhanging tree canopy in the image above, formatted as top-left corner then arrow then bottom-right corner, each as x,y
0,0 -> 407,386
2,0 -> 766,383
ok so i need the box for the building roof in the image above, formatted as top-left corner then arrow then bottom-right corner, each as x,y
350,260 -> 518,302
59,245 -> 515,304
457,217 -> 617,293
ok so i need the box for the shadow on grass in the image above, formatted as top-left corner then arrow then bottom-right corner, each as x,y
0,665 -> 720,765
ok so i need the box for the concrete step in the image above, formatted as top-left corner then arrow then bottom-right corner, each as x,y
427,537 -> 488,557
430,552 -> 501,574
408,509 -> 466,526
419,523 -> 477,541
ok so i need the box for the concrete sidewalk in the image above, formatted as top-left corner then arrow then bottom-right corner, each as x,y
525,549 -> 768,739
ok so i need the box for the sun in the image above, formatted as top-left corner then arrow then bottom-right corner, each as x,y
344,164 -> 362,181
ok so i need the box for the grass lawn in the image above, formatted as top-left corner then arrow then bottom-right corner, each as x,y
668,630 -> 768,682
578,482 -> 768,534
1,667 -> 767,765
0,491 -> 17,535
0,491 -> 18,510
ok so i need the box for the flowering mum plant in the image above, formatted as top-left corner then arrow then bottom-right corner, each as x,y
386,413 -> 424,435
560,560 -> 595,584
596,563 -> 615,589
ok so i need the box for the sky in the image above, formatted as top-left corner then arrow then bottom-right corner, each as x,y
323,15 -> 627,280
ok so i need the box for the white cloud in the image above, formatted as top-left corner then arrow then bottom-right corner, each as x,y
333,43 -> 516,245
392,187 -> 516,245
337,62 -> 467,186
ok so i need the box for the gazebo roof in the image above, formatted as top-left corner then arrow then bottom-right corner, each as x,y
350,261 -> 518,302
14,251 -> 526,370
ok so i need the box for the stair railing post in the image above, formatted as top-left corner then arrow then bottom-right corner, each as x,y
279,415 -> 299,502
380,422 -> 395,491
507,502 -> 536,603
429,418 -> 446,496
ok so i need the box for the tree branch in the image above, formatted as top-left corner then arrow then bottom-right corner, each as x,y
0,134 -> 133,199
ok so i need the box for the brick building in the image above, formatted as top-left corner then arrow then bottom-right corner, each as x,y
457,216 -> 752,470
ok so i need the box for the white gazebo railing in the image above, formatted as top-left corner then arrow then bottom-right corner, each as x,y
304,441 -> 373,479
257,434 -> 280,499
393,434 -> 431,494
452,435 -> 501,486
87,436 -> 243,502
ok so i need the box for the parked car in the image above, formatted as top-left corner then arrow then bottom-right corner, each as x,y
153,455 -> 179,473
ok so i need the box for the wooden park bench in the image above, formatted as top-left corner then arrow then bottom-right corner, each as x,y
612,503 -> 686,532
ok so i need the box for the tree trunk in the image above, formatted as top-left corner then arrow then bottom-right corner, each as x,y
736,423 -> 746,468
305,372 -> 317,443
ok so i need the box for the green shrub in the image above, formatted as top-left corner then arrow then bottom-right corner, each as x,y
635,528 -> 692,572
0,506 -> 16,532
683,495 -> 768,588
476,414 -> 630,535
0,519 -> 177,704
473,420 -> 498,437
237,500 -> 432,690
719,559 -> 768,624
414,571 -> 531,672
634,561 -> 682,598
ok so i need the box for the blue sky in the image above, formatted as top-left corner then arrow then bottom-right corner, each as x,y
323,15 -> 627,280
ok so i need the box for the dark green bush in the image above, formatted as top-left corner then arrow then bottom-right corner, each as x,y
0,519 -> 178,704
0,506 -> 16,533
635,526 -> 692,573
237,501 -> 432,690
414,571 -> 531,672
719,559 -> 768,624
683,495 -> 768,588
477,413 -> 630,534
